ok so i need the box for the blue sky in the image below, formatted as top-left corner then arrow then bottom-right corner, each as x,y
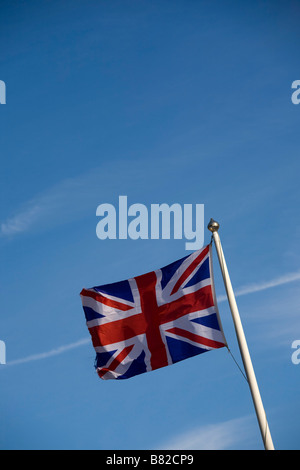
1,0 -> 300,450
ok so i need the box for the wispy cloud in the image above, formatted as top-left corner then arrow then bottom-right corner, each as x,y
217,271 -> 300,303
0,173 -> 95,237
0,158 -> 166,238
1,204 -> 42,236
5,338 -> 90,367
157,415 -> 257,450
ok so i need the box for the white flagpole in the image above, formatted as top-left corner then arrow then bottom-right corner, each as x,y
208,218 -> 274,451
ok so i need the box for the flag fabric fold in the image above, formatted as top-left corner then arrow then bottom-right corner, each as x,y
80,244 -> 226,380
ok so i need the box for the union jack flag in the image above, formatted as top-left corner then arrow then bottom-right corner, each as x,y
80,244 -> 226,380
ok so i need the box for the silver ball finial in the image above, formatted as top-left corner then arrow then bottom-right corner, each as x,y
207,218 -> 220,232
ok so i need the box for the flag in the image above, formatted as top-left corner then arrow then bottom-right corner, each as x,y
80,244 -> 226,380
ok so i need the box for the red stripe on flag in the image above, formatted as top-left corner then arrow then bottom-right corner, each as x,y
89,313 -> 147,347
135,271 -> 169,371
80,288 -> 133,311
170,245 -> 210,295
158,285 -> 215,324
98,344 -> 134,378
166,327 -> 225,349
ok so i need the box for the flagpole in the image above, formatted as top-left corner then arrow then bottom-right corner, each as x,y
207,218 -> 274,451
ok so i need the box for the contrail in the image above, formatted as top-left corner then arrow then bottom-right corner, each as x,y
5,338 -> 90,367
217,271 -> 300,302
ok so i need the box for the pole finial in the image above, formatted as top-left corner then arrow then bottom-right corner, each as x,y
207,218 -> 220,233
